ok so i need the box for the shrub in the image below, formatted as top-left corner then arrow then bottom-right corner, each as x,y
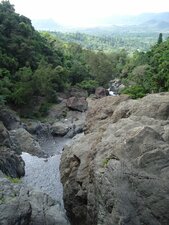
77,80 -> 99,94
121,85 -> 146,99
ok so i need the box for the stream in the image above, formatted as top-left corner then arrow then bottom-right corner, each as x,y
21,136 -> 71,207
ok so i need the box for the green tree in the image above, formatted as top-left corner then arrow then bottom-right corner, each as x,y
157,33 -> 163,45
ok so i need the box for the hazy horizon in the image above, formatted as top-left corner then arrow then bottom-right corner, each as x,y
6,0 -> 169,27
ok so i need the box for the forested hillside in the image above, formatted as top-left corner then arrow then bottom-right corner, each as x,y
0,0 -> 66,106
51,31 -> 168,52
1,0 -> 169,115
0,1 -> 128,112
121,36 -> 169,98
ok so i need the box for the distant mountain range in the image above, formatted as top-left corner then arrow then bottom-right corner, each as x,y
103,12 -> 169,26
32,12 -> 169,34
32,19 -> 63,31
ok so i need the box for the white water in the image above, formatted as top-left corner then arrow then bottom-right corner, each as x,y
21,137 -> 71,207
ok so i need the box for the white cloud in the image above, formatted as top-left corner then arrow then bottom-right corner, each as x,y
8,0 -> 169,26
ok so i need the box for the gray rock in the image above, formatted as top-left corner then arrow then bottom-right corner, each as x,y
47,102 -> 68,120
24,120 -> 51,137
28,191 -> 69,225
0,146 -> 25,178
0,121 -> 11,147
0,177 -> 69,225
66,97 -> 88,112
0,106 -> 21,130
51,122 -> 69,136
65,121 -> 85,138
60,93 -> 169,225
9,128 -> 44,156
66,87 -> 88,98
0,121 -> 25,178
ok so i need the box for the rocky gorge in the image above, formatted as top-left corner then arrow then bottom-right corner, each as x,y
1,91 -> 169,225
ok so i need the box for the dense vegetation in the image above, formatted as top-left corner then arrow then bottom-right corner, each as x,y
0,1 -> 66,107
121,37 -> 169,98
0,1 -> 127,112
1,0 -> 169,114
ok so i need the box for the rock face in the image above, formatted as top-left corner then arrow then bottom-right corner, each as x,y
0,121 -> 25,178
0,106 -> 21,130
0,146 -> 25,178
66,97 -> 88,112
0,121 -> 11,147
60,93 -> 169,225
0,175 -> 69,225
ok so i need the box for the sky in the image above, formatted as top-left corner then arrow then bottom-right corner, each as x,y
7,0 -> 169,27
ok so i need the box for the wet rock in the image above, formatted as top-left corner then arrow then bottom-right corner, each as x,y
66,97 -> 88,112
60,93 -> 169,225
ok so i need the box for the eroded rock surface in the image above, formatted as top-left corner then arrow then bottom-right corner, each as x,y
0,175 -> 69,225
60,93 -> 169,225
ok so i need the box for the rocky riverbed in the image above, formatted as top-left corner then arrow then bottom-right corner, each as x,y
0,122 -> 72,225
2,91 -> 169,225
0,94 -> 87,225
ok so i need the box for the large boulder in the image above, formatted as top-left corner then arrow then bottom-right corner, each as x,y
9,128 -> 45,157
66,97 -> 88,112
51,122 -> 69,136
60,93 -> 169,225
0,176 -> 69,225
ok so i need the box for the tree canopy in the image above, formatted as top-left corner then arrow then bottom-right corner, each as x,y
1,0 -> 169,113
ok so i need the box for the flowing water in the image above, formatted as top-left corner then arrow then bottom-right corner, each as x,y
21,136 -> 71,206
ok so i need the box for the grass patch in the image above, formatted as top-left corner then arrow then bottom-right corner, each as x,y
5,176 -> 21,184
102,158 -> 110,167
